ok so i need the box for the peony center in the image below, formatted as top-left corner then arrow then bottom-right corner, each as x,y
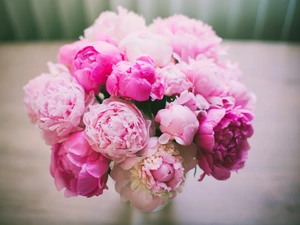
151,163 -> 175,182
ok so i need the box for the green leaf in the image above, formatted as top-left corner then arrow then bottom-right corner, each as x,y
101,86 -> 111,99
134,100 -> 153,120
150,96 -> 167,116
95,95 -> 102,104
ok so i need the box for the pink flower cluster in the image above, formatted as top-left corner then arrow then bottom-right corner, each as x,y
23,7 -> 255,212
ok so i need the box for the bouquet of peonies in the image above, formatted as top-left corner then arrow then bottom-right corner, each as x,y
24,7 -> 255,212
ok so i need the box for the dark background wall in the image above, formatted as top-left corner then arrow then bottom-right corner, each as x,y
0,0 -> 299,42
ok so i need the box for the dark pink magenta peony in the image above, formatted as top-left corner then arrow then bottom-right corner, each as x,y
72,41 -> 123,94
196,108 -> 254,180
83,97 -> 151,164
58,40 -> 88,68
50,131 -> 110,197
106,56 -> 156,101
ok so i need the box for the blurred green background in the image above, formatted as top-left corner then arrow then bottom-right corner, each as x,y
0,0 -> 299,42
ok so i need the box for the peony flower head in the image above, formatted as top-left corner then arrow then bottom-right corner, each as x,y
196,108 -> 254,180
84,7 -> 146,44
149,14 -> 222,62
230,80 -> 256,111
38,77 -> 85,144
180,57 -> 230,100
24,64 -> 86,145
110,139 -> 196,212
24,63 -> 76,124
219,60 -> 256,110
83,97 -> 151,164
155,104 -> 199,146
118,31 -> 173,67
172,91 -> 210,117
156,65 -> 192,96
58,39 -> 88,68
50,131 -> 110,197
72,41 -> 124,94
106,56 -> 156,101
24,73 -> 53,123
23,8 -> 256,212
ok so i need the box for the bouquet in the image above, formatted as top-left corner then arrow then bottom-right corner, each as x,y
23,7 -> 255,212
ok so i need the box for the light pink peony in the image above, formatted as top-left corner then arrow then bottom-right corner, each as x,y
218,60 -> 256,110
230,80 -> 256,111
23,63 -> 87,145
24,62 -> 75,124
110,138 -> 196,212
149,15 -> 222,62
219,60 -> 243,81
50,131 -> 110,197
156,65 -> 192,96
106,56 -> 156,101
155,104 -> 199,145
118,31 -> 173,67
58,39 -> 88,68
196,108 -> 254,181
24,73 -> 53,123
180,57 -> 230,100
84,7 -> 146,44
72,41 -> 123,94
172,91 -> 209,116
36,72 -> 86,145
83,97 -> 151,164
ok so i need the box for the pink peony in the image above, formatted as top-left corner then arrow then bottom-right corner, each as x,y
24,62 -> 75,124
150,78 -> 165,101
118,31 -> 173,67
156,65 -> 192,96
196,108 -> 254,181
106,56 -> 156,101
83,97 -> 151,164
219,60 -> 243,81
230,80 -> 256,110
110,139 -> 196,212
24,73 -> 53,123
219,60 -> 256,110
84,7 -> 146,44
58,39 -> 88,68
180,57 -> 230,100
72,41 -> 123,94
23,63 -> 87,145
155,104 -> 199,145
172,91 -> 209,116
36,72 -> 86,145
149,15 -> 222,62
50,131 -> 110,197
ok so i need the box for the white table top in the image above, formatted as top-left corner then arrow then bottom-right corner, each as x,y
0,41 -> 300,225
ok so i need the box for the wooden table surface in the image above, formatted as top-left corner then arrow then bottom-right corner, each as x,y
0,41 -> 300,225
